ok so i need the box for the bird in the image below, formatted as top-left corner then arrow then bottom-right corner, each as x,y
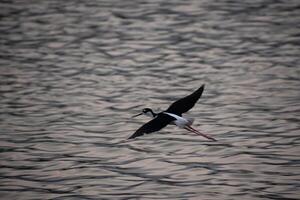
128,84 -> 216,141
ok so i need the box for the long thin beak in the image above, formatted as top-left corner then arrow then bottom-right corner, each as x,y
132,113 -> 143,118
185,125 -> 217,141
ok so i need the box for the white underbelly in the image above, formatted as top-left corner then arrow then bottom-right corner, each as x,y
163,112 -> 193,128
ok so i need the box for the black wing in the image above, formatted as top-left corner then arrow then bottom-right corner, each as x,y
165,84 -> 205,116
128,113 -> 175,139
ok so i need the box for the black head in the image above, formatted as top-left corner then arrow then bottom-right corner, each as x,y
142,108 -> 153,114
132,108 -> 157,118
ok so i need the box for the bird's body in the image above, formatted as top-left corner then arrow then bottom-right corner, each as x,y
128,85 -> 216,141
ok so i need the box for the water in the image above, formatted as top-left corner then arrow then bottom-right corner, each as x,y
1,0 -> 300,199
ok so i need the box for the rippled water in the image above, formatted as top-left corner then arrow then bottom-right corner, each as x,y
1,0 -> 300,199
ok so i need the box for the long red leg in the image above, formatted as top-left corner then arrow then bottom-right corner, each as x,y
185,125 -> 217,141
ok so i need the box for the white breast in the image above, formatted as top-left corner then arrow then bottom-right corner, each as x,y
163,112 -> 193,128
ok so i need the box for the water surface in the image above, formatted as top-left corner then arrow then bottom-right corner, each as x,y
1,0 -> 300,199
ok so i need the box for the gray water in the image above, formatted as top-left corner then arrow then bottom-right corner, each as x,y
1,0 -> 300,199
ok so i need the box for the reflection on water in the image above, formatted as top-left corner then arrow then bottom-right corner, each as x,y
1,0 -> 300,199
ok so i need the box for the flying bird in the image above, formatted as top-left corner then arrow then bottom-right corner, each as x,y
128,85 -> 216,141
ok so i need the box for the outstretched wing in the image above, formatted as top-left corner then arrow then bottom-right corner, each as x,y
165,84 -> 205,116
128,113 -> 175,139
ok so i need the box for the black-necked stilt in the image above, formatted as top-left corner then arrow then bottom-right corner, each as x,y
128,84 -> 216,141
